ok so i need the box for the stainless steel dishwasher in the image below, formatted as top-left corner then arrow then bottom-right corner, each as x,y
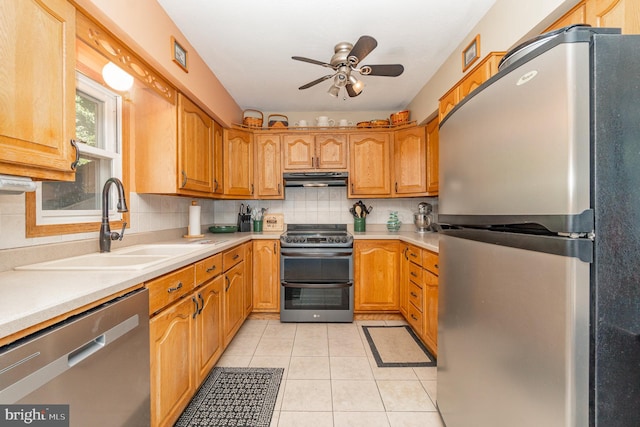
0,288 -> 150,426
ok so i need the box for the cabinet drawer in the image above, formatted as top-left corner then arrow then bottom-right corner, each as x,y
147,265 -> 195,315
408,261 -> 424,285
408,281 -> 424,312
407,303 -> 424,336
423,250 -> 439,275
223,245 -> 244,271
406,245 -> 422,264
196,253 -> 223,285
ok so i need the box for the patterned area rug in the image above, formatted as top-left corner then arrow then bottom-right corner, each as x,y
175,367 -> 283,427
363,325 -> 436,367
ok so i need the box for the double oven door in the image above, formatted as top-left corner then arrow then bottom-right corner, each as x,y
280,246 -> 353,322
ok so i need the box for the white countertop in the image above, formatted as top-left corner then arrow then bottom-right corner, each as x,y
0,230 -> 439,344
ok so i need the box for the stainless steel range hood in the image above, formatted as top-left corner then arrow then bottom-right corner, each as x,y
283,172 -> 348,187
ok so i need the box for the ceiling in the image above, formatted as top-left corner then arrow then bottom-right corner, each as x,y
156,0 -> 497,113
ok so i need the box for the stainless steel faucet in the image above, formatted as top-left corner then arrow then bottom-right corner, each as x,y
100,177 -> 128,253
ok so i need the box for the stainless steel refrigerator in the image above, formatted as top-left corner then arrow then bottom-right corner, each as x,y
437,25 -> 640,427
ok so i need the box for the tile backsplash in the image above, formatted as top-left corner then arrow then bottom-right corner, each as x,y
0,188 -> 437,251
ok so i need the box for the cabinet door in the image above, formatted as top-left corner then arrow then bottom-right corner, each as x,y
545,1 -> 587,31
177,94 -> 213,193
586,0 -> 640,34
283,134 -> 314,170
194,277 -> 223,386
224,128 -> 254,196
223,262 -> 245,345
315,134 -> 348,170
349,133 -> 392,197
354,240 -> 401,310
394,127 -> 427,196
150,296 -> 196,427
212,120 -> 224,194
255,134 -> 283,198
426,117 -> 439,195
423,270 -> 438,356
243,242 -> 254,317
0,0 -> 76,181
252,240 -> 280,312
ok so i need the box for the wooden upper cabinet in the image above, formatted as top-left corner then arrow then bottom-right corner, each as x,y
282,133 -> 348,171
585,0 -> 640,34
315,134 -> 348,170
212,121 -> 224,195
348,133 -> 392,197
223,128 -> 254,197
426,117 -> 439,195
0,0 -> 76,181
178,94 -> 213,193
545,1 -> 587,31
546,0 -> 639,35
438,52 -> 505,122
255,134 -> 283,198
393,126 -> 427,197
282,134 -> 314,170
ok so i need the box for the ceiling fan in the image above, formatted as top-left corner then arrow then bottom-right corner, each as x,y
292,35 -> 404,98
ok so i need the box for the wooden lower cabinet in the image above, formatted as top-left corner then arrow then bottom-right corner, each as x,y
252,239 -> 281,312
150,293 -> 196,427
400,244 -> 439,356
149,244 -> 247,427
354,240 -> 401,311
223,261 -> 245,346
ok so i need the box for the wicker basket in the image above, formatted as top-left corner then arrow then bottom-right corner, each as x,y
243,109 -> 263,128
390,110 -> 410,126
370,119 -> 390,128
268,114 -> 289,128
356,121 -> 371,128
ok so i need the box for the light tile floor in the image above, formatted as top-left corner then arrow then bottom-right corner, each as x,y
214,319 -> 445,427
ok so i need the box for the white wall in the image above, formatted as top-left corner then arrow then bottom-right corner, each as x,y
408,0 -> 581,123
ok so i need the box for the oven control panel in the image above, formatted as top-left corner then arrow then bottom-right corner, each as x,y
280,234 -> 353,247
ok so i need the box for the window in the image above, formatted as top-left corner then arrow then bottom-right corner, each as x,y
35,73 -> 123,225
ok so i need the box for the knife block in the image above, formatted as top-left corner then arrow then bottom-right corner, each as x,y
237,213 -> 251,232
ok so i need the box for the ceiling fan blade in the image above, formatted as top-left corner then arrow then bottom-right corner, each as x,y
345,83 -> 362,98
298,74 -> 334,90
292,56 -> 334,69
348,35 -> 378,65
360,64 -> 405,77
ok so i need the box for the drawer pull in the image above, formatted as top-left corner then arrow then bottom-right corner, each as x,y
410,272 -> 418,277
434,264 -> 439,269
232,254 -> 240,260
206,265 -> 217,273
167,282 -> 183,293
410,252 -> 418,258
410,292 -> 418,298
411,314 -> 418,321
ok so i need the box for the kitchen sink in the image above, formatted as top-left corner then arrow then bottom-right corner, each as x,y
15,244 -> 205,271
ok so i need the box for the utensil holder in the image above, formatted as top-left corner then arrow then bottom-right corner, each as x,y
354,217 -> 366,232
253,220 -> 263,232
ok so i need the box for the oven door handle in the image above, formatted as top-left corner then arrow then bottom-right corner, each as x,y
281,281 -> 353,289
280,250 -> 353,257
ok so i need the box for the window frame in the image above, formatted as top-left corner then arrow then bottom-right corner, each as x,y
26,70 -> 131,238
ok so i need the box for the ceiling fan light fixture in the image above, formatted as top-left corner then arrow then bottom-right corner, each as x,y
328,84 -> 340,97
348,75 -> 364,95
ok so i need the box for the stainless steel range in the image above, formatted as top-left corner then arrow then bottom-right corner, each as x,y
280,224 -> 354,322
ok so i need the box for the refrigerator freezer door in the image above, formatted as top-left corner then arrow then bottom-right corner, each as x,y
438,233 -> 590,427
439,40 -> 591,232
